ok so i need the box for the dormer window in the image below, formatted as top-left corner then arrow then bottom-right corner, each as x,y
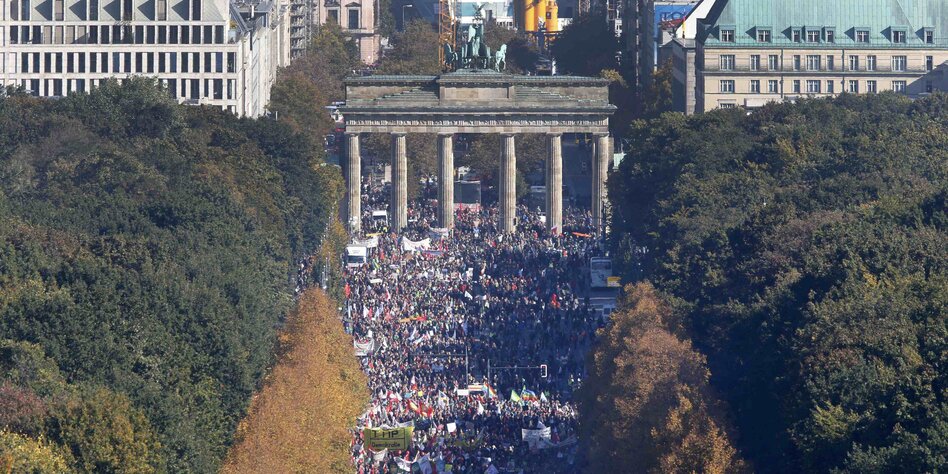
924,29 -> 934,44
892,29 -> 906,43
824,28 -> 835,43
806,30 -> 820,42
720,29 -> 735,42
792,29 -> 801,42
756,28 -> 771,42
856,29 -> 869,42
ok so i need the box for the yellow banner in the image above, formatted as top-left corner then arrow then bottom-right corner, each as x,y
364,427 -> 413,450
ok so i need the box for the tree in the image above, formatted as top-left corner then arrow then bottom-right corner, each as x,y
377,19 -> 441,75
221,289 -> 368,473
0,430 -> 72,474
0,81 -> 345,472
550,12 -> 618,76
608,93 -> 948,472
578,283 -> 746,473
641,59 -> 674,118
267,72 -> 334,147
285,23 -> 362,101
48,387 -> 164,474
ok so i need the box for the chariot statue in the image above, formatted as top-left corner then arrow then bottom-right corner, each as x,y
443,15 -> 507,72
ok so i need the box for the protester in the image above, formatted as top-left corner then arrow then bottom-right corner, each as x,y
344,174 -> 605,474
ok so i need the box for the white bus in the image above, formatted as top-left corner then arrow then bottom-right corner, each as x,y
590,257 -> 618,288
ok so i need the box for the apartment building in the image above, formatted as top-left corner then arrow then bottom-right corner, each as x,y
0,0 -> 289,116
671,0 -> 948,114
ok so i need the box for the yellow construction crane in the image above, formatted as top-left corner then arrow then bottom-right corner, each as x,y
439,0 -> 456,69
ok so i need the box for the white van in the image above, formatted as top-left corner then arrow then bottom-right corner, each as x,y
345,246 -> 368,267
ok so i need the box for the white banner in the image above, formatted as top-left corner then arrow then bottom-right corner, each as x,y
401,237 -> 431,252
521,426 -> 552,449
428,228 -> 450,241
370,448 -> 387,463
353,337 -> 375,356
353,236 -> 379,248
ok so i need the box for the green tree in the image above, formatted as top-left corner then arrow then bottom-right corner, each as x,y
550,12 -> 618,76
608,93 -> 948,472
378,19 -> 442,75
48,387 -> 163,473
285,23 -> 362,101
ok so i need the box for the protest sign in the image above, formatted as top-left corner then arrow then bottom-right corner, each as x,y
364,426 -> 414,450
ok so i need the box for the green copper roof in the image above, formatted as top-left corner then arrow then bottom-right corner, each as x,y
700,0 -> 948,47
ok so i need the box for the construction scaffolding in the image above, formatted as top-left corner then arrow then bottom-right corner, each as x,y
438,0 -> 457,68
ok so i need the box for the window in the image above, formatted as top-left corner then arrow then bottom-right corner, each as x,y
926,56 -> 933,71
925,30 -> 934,44
751,80 -> 760,93
793,55 -> 801,71
792,29 -> 801,42
849,55 -> 859,71
750,55 -> 760,71
826,55 -> 835,70
768,80 -> 779,93
720,29 -> 735,42
827,81 -> 834,94
867,80 -> 877,93
806,30 -> 820,42
806,55 -> 821,71
348,9 -> 360,29
757,29 -> 771,42
327,9 -> 338,24
806,80 -> 821,93
892,80 -> 906,92
825,28 -> 835,43
792,80 -> 801,93
926,80 -> 933,93
856,30 -> 869,42
892,30 -> 906,43
769,55 -> 779,70
53,0 -> 63,21
849,80 -> 859,93
89,0 -> 98,20
720,55 -> 735,71
892,56 -> 906,72
720,80 -> 735,93
866,55 -> 876,71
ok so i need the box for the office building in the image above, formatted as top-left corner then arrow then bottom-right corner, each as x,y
0,0 -> 290,117
671,0 -> 948,114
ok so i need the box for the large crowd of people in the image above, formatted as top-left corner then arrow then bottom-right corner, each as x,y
344,173 -> 606,473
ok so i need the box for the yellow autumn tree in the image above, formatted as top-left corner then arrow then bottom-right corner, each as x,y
0,430 -> 72,474
221,289 -> 369,473
578,282 -> 747,473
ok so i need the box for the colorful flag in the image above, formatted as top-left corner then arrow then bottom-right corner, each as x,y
486,384 -> 498,399
510,390 -> 522,403
521,388 -> 539,402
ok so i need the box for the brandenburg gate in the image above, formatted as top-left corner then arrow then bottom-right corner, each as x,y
340,28 -> 616,234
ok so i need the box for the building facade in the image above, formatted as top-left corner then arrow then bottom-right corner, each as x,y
0,0 -> 289,116
673,0 -> 948,114
312,0 -> 379,63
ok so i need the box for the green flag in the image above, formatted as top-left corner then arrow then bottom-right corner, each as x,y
510,389 -> 522,403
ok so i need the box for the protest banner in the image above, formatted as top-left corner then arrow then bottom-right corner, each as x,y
353,337 -> 375,356
401,237 -> 431,252
521,426 -> 552,449
364,426 -> 414,450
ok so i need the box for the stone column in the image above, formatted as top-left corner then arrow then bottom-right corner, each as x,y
545,133 -> 563,234
391,133 -> 408,232
592,133 -> 610,231
346,132 -> 361,234
498,134 -> 517,233
437,133 -> 455,229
